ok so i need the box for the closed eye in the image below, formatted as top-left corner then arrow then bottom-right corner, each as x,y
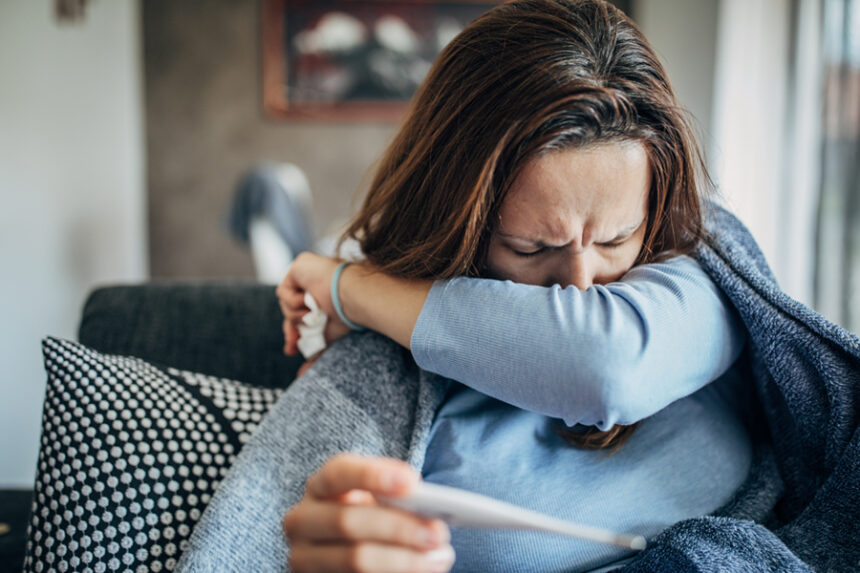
513,239 -> 627,255
597,234 -> 636,249
598,219 -> 645,249
512,246 -> 548,258
597,240 -> 626,249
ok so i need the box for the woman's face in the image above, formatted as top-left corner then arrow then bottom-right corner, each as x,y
487,141 -> 650,289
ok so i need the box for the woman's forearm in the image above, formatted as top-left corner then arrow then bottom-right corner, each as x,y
338,263 -> 432,349
409,256 -> 746,427
330,256 -> 744,430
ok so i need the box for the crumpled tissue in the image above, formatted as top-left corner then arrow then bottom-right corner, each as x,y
296,292 -> 327,359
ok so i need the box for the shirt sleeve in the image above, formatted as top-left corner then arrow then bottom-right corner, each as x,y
409,255 -> 746,429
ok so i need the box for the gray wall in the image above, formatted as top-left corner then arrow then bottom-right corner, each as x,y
144,0 -> 397,278
0,0 -> 146,487
635,0 -> 720,166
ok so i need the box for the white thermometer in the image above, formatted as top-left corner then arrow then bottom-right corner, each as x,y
378,482 -> 647,551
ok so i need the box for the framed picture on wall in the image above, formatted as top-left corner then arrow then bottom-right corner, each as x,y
261,0 -> 498,121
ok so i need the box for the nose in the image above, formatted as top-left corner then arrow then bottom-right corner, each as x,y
552,252 -> 594,290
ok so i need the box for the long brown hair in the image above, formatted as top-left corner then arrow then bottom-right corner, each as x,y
344,0 -> 710,449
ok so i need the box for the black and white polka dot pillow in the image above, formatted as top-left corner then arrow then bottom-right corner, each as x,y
24,338 -> 283,573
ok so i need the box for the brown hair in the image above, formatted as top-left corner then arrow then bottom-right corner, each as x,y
344,0 -> 710,449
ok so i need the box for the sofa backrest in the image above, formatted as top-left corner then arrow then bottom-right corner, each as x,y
78,282 -> 303,388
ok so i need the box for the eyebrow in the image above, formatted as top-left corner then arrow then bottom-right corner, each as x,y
498,218 -> 646,247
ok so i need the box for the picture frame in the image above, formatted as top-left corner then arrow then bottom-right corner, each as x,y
261,0 -> 498,122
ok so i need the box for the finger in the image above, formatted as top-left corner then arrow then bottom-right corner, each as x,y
337,489 -> 376,505
306,454 -> 419,500
282,318 -> 293,344
279,291 -> 307,319
282,322 -> 297,356
275,272 -> 298,301
286,308 -> 311,327
286,323 -> 300,356
276,276 -> 305,303
283,288 -> 307,310
284,500 -> 449,550
283,309 -> 311,357
289,542 -> 455,573
285,310 -> 305,329
275,279 -> 288,299
283,313 -> 306,334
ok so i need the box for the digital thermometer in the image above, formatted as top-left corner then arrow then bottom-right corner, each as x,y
378,482 -> 647,550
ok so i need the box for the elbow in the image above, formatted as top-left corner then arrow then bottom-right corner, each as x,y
569,363 -> 648,429
598,371 -> 645,427
577,296 -> 652,426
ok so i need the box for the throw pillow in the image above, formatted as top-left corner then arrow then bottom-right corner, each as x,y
24,338 -> 283,573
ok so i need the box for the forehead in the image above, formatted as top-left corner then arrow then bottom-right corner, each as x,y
499,142 -> 650,240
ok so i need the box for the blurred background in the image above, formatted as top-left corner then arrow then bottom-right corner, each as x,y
0,0 -> 857,496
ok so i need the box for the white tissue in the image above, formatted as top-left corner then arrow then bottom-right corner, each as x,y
297,292 -> 328,359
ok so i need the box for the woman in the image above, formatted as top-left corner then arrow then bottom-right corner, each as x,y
277,1 -> 751,571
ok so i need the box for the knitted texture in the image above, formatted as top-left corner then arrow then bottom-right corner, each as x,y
176,333 -> 448,572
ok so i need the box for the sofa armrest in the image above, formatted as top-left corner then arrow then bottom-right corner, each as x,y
78,282 -> 303,388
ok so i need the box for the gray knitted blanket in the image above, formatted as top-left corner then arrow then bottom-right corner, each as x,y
177,206 -> 860,572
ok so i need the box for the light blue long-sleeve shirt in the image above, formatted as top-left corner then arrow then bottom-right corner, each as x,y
411,255 -> 746,429
422,371 -> 753,572
416,256 -> 752,571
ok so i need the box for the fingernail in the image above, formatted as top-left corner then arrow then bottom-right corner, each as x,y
424,545 -> 455,570
435,521 -> 451,544
379,471 -> 395,491
381,469 -> 413,492
421,520 -> 449,547
420,527 -> 441,548
392,471 -> 414,490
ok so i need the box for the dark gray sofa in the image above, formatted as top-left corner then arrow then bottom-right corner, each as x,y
78,282 -> 305,389
19,283 -> 305,572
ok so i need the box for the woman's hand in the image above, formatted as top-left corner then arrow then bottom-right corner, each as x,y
276,252 -> 352,357
283,454 -> 455,573
277,252 -> 433,357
